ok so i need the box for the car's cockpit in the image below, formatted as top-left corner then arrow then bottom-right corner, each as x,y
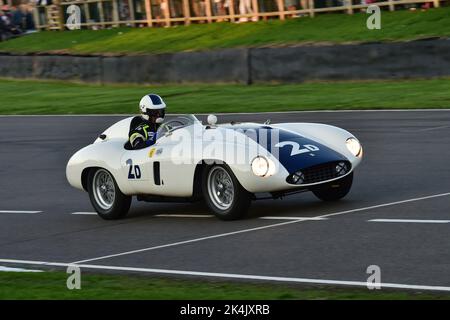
124,114 -> 202,150
156,114 -> 202,137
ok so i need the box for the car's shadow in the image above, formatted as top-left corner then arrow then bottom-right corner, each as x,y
127,193 -> 358,220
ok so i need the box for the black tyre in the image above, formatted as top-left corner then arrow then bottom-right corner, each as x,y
87,168 -> 132,220
312,172 -> 353,202
203,164 -> 252,220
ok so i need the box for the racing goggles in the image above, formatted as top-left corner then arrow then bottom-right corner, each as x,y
142,108 -> 165,123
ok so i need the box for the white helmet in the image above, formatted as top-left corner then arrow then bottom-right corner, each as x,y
139,94 -> 166,124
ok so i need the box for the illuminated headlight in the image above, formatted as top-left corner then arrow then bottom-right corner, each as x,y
251,156 -> 275,177
346,138 -> 362,157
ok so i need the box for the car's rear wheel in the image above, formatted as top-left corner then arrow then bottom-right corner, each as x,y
312,172 -> 353,202
203,164 -> 252,220
87,168 -> 132,220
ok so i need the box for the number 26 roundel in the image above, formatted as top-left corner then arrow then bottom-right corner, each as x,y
126,159 -> 141,179
275,141 -> 319,156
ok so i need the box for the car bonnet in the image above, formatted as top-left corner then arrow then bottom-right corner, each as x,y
222,123 -> 348,173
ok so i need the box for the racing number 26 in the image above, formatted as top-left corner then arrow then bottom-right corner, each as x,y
126,159 -> 141,179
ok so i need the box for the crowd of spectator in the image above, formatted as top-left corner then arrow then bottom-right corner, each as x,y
0,0 -> 441,35
154,0 -> 311,21
115,0 -> 437,25
118,0 -> 313,25
0,2 -> 35,41
55,0 -> 315,29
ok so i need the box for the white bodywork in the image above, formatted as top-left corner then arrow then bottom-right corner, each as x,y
66,115 -> 362,197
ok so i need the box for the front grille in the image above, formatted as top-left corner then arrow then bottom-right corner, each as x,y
287,161 -> 351,185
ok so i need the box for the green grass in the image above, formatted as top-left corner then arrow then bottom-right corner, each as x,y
0,271 -> 449,299
0,8 -> 449,55
0,78 -> 450,115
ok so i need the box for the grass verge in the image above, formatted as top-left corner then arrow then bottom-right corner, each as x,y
0,78 -> 449,115
0,8 -> 449,55
1,271 -> 449,299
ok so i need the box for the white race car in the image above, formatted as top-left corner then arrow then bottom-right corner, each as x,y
66,114 -> 363,220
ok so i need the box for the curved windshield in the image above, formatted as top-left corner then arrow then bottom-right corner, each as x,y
157,114 -> 202,137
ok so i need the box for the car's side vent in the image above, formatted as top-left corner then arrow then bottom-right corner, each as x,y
153,162 -> 161,185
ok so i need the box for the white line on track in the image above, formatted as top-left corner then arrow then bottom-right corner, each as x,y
71,212 -> 97,215
317,192 -> 450,219
402,125 -> 450,133
369,219 -> 450,224
1,259 -> 450,292
154,214 -> 214,218
71,219 -> 302,264
259,216 -> 328,221
0,210 -> 42,214
70,191 -> 450,265
413,125 -> 450,132
0,266 -> 42,272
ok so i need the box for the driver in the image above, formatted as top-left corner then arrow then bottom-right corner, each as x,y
129,94 -> 166,149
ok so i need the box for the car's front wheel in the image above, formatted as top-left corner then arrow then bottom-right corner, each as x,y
87,168 -> 132,220
203,164 -> 252,220
312,172 -> 353,202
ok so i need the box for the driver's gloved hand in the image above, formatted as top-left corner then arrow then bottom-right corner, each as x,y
130,132 -> 146,149
132,138 -> 146,149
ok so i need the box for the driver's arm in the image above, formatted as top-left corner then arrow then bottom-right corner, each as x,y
129,131 -> 146,149
129,123 -> 159,149
129,122 -> 149,149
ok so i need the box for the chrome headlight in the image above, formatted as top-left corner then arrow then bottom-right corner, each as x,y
346,138 -> 362,157
251,156 -> 275,177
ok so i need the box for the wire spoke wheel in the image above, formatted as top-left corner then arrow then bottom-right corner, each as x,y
207,166 -> 235,210
93,169 -> 116,210
87,168 -> 131,220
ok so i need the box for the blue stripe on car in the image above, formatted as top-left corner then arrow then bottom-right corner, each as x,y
225,124 -> 348,173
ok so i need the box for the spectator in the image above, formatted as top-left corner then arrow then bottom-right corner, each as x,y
151,0 -> 163,25
35,0 -> 51,28
223,0 -> 231,13
160,0 -> 168,19
118,0 -> 131,21
0,6 -> 22,41
11,3 -> 35,31
258,0 -> 278,20
300,0 -> 308,11
285,0 -> 297,12
213,0 -> 228,21
36,0 -> 52,5
284,0 -> 308,18
213,0 -> 224,15
192,0 -> 206,17
169,0 -> 183,18
238,0 -> 257,22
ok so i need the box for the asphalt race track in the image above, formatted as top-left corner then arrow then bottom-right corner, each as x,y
1,110 -> 450,291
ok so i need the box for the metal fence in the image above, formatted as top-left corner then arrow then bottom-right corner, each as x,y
30,0 -> 445,30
